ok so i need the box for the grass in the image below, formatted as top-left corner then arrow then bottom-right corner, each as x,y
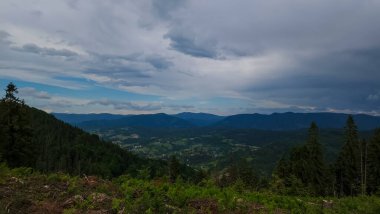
0,164 -> 380,213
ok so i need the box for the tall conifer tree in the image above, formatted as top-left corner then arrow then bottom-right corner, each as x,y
0,82 -> 35,167
367,129 -> 380,195
335,116 -> 361,196
305,122 -> 327,195
273,122 -> 327,195
169,155 -> 180,183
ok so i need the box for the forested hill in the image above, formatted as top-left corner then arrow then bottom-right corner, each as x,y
214,112 -> 380,130
28,106 -> 146,177
0,94 -> 199,180
77,113 -> 195,129
51,113 -> 127,125
173,112 -> 226,126
54,112 -> 380,130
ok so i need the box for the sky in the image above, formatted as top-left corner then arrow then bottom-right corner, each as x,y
0,0 -> 380,115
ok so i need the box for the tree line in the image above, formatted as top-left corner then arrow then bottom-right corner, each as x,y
272,117 -> 380,196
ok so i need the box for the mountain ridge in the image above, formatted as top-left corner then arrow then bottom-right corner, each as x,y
214,112 -> 380,130
54,112 -> 380,130
77,113 -> 195,129
52,113 -> 128,124
173,112 -> 226,126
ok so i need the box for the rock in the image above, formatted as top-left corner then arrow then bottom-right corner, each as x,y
84,175 -> 99,187
322,199 -> 334,208
62,195 -> 84,208
89,193 -> 111,204
10,177 -> 24,184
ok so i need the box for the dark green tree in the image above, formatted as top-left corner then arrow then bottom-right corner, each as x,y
169,155 -> 180,182
367,129 -> 380,195
272,122 -> 328,195
0,82 -> 35,167
360,139 -> 368,195
236,159 -> 258,189
335,116 -> 361,196
304,122 -> 327,195
0,112 -> 4,161
274,156 -> 290,179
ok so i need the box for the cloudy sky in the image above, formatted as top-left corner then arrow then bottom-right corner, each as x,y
1,0 -> 380,115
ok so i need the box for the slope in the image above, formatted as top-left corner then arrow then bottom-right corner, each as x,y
52,113 -> 127,124
214,112 -> 380,130
77,113 -> 195,129
0,103 -> 198,180
173,112 -> 225,126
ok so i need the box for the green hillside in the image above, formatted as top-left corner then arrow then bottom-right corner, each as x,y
1,82 -> 380,213
0,83 -> 199,181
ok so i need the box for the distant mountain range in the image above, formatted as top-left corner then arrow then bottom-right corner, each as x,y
173,112 -> 226,126
213,112 -> 380,130
53,112 -> 380,130
52,113 -> 126,124
74,113 -> 194,129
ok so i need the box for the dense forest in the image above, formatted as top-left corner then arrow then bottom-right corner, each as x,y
1,82 -> 380,213
0,83 -> 201,181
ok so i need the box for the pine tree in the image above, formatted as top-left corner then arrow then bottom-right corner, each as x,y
0,82 -> 35,167
305,122 -> 327,195
274,156 -> 290,179
272,122 -> 328,195
367,129 -> 380,195
360,139 -> 367,195
335,116 -> 361,196
237,159 -> 258,189
169,155 -> 180,183
288,145 -> 309,184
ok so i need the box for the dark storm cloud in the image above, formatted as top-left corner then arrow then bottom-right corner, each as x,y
91,53 -> 173,71
83,53 -> 171,81
151,0 -> 187,20
14,43 -> 78,57
145,55 -> 173,70
88,100 -> 162,111
165,33 -> 217,58
88,99 -> 194,112
0,30 -> 12,47
241,46 -> 380,113
0,30 -> 10,40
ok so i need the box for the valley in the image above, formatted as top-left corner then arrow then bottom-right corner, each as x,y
80,126 -> 370,176
1,84 -> 380,213
52,111 -> 380,176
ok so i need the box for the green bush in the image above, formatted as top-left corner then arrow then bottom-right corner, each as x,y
11,167 -> 33,177
0,162 -> 10,183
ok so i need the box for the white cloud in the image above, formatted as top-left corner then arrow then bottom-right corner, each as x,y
19,87 -> 51,99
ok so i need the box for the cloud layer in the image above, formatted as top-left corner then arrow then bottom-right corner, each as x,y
1,0 -> 380,115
